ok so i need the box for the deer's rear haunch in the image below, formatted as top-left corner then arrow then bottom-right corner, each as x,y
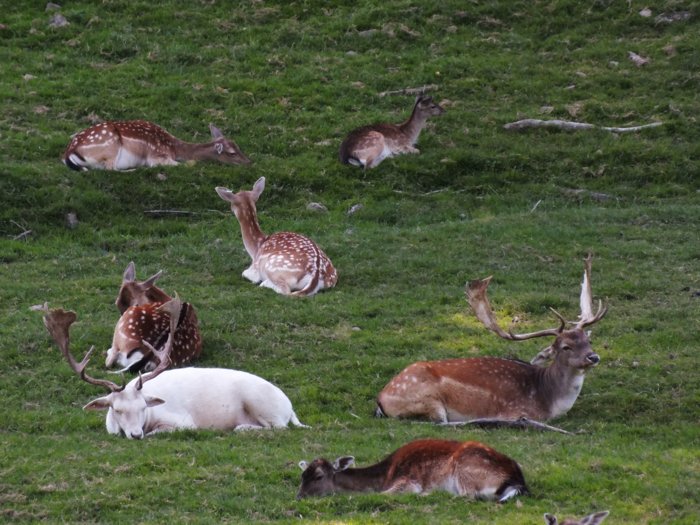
63,120 -> 251,171
377,255 -> 607,424
216,177 -> 337,296
297,439 -> 527,502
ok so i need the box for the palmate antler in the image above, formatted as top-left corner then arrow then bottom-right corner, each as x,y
42,305 -> 124,392
466,254 -> 607,340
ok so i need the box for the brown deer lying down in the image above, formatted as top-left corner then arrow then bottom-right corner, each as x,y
106,262 -> 201,372
63,120 -> 251,171
376,255 -> 607,430
338,95 -> 445,169
216,177 -> 338,296
545,511 -> 610,525
297,439 -> 528,503
42,304 -> 306,439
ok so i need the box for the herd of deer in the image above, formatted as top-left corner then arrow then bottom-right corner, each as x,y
40,96 -> 609,521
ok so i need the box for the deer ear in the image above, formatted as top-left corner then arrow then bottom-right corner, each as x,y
144,396 -> 165,408
333,456 -> 355,471
142,270 -> 163,289
209,123 -> 224,140
298,460 -> 309,471
252,177 -> 265,199
123,262 -> 136,283
543,514 -> 558,525
215,187 -> 235,202
83,396 -> 112,411
580,511 -> 609,525
531,345 -> 555,366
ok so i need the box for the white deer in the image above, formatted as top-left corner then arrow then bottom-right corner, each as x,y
216,177 -> 338,296
297,438 -> 528,502
43,305 -> 306,439
63,120 -> 251,171
339,95 -> 445,169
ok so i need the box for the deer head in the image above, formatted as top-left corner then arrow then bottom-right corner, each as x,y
544,511 -> 610,525
115,261 -> 170,314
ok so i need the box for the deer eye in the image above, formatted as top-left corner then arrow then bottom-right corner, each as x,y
561,345 -> 572,351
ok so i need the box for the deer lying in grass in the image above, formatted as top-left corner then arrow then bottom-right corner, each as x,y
297,439 -> 527,502
216,177 -> 338,296
43,303 -> 306,439
376,255 -> 607,432
338,95 -> 445,169
544,511 -> 610,525
106,262 -> 201,372
63,120 -> 251,171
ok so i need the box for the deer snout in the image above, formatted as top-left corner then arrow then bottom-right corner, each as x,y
586,353 -> 600,366
129,430 -> 145,440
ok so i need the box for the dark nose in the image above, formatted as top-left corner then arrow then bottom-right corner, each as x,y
586,353 -> 600,365
130,432 -> 144,440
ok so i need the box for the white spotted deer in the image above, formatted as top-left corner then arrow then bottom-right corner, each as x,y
106,262 -> 202,372
42,304 -> 306,439
216,177 -> 337,296
544,511 -> 610,525
376,255 -> 607,433
338,95 -> 445,169
63,120 -> 251,171
297,439 -> 528,502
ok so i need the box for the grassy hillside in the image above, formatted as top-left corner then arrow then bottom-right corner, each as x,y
1,1 -> 698,523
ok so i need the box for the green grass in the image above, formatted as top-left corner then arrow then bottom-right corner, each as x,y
1,1 -> 699,523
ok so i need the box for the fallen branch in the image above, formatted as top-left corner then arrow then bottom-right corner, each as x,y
439,417 -> 575,435
13,229 -> 32,240
144,209 -> 197,217
504,119 -> 663,133
379,84 -> 438,97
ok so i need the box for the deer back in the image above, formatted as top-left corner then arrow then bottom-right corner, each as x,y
106,301 -> 201,371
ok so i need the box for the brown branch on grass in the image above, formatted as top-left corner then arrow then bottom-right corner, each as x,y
143,209 -> 197,217
504,119 -> 663,133
378,84 -> 439,97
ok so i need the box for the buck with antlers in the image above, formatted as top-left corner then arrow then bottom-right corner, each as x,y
544,511 -> 609,525
216,177 -> 338,296
338,95 -> 445,169
376,255 -> 607,430
43,303 -> 306,439
297,438 -> 527,502
63,120 -> 251,171
106,262 -> 201,372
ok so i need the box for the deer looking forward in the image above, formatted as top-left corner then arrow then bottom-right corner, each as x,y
339,95 -> 445,169
106,262 -> 202,372
376,255 -> 607,427
297,439 -> 527,502
43,304 -> 306,439
63,120 -> 251,171
216,177 -> 337,296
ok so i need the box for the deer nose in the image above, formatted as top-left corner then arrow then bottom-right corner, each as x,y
586,353 -> 600,365
130,431 -> 144,440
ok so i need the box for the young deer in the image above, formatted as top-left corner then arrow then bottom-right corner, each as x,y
63,120 -> 251,171
376,255 -> 607,427
297,439 -> 528,502
43,304 -> 306,439
215,177 -> 337,296
544,511 -> 610,525
338,95 -> 445,169
106,263 -> 202,372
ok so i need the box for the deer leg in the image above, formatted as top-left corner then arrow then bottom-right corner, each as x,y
260,277 -> 292,295
382,479 -> 423,494
242,265 -> 262,283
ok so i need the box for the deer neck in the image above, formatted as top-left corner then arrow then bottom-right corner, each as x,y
172,139 -> 215,162
541,360 -> 587,419
233,203 -> 266,260
398,107 -> 429,145
333,461 -> 390,493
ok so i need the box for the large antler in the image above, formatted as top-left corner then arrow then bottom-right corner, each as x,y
42,305 -> 124,392
466,277 -> 565,341
135,295 -> 181,390
576,253 -> 607,329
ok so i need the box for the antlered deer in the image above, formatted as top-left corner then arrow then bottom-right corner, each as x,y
544,511 -> 609,525
63,120 -> 251,171
297,439 -> 527,502
376,255 -> 607,429
106,262 -> 201,371
216,177 -> 337,296
43,304 -> 306,439
339,95 -> 445,169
